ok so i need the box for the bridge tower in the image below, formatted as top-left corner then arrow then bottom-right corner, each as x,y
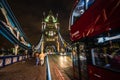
42,11 -> 60,53
35,11 -> 68,53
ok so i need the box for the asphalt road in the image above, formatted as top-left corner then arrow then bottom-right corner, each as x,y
48,54 -> 74,80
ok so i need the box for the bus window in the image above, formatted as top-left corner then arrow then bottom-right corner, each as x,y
70,0 -> 95,26
79,44 -> 88,80
87,30 -> 120,72
110,49 -> 120,70
71,46 -> 80,79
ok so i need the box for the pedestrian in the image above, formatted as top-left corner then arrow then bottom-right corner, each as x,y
39,52 -> 46,66
35,52 -> 40,66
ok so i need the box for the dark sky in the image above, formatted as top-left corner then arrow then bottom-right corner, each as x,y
0,0 -> 74,49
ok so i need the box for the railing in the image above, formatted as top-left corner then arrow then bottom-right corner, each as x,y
0,55 -> 29,68
46,55 -> 52,80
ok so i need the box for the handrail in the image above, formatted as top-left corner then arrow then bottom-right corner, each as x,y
46,55 -> 52,80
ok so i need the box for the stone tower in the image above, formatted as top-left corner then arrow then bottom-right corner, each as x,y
35,11 -> 69,54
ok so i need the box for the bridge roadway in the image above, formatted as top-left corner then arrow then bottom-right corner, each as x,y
0,54 -> 74,80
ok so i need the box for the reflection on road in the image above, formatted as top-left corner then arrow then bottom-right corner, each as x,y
59,56 -> 72,68
48,54 -> 74,79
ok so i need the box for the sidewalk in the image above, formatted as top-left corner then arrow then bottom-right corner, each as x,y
0,58 -> 46,80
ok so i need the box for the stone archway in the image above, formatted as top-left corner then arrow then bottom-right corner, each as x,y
45,45 -> 57,54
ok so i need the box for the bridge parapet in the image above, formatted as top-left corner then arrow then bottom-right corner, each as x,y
0,55 -> 29,68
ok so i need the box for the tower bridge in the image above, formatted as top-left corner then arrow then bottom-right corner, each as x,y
0,0 -> 120,80
35,11 -> 70,54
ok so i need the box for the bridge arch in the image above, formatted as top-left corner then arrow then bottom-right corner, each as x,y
44,45 -> 57,54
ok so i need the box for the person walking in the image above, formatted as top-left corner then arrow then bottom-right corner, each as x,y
39,52 -> 46,66
35,52 -> 40,66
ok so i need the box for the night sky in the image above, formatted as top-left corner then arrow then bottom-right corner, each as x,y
0,0 -> 74,49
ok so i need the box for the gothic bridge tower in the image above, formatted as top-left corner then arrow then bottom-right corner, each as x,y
42,11 -> 60,53
35,11 -> 69,53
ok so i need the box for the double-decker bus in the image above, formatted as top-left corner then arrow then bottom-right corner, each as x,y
69,0 -> 120,80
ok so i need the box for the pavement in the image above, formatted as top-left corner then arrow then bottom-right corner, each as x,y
0,58 -> 46,80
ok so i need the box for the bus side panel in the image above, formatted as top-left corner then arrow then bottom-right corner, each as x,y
88,64 -> 120,80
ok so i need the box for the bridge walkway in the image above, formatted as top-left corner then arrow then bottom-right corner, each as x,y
0,58 -> 46,80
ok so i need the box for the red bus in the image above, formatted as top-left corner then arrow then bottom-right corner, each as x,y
69,0 -> 120,80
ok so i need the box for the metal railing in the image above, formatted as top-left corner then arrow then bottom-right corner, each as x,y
46,55 -> 52,80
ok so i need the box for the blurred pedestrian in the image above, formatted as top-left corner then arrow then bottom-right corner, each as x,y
39,52 -> 46,66
35,52 -> 40,66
